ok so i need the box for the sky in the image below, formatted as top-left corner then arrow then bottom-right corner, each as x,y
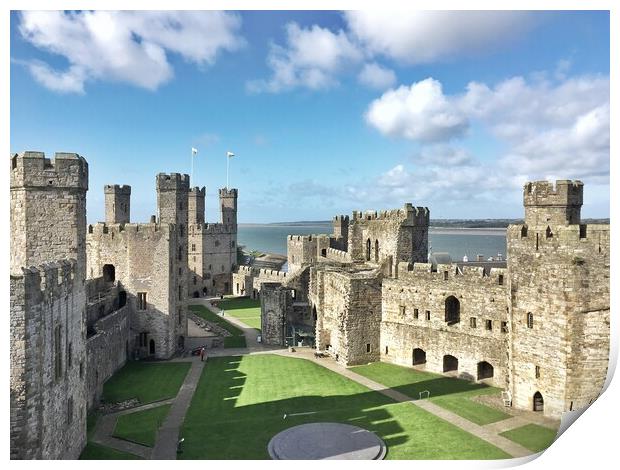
10,10 -> 610,223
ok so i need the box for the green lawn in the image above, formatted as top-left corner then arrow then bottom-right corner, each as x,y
190,304 -> 247,348
113,404 -> 172,447
79,442 -> 142,460
180,354 -> 511,460
500,424 -> 558,453
351,362 -> 512,425
102,361 -> 191,404
212,297 -> 262,331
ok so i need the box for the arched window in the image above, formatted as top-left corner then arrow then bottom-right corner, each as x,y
527,312 -> 534,329
521,226 -> 528,238
375,239 -> 379,262
103,264 -> 115,283
366,239 -> 371,261
445,296 -> 460,325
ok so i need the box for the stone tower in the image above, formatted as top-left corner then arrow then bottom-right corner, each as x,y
10,151 -> 89,459
104,184 -> 131,224
156,173 -> 190,345
507,180 -> 610,417
10,151 -> 89,278
219,187 -> 238,228
188,186 -> 206,224
332,215 -> 349,250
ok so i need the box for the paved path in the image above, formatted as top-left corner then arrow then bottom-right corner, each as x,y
151,359 -> 205,459
274,349 -> 533,459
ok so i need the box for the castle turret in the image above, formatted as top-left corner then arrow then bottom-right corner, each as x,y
524,180 -> 583,228
10,151 -> 89,278
188,186 -> 206,225
104,184 -> 131,224
332,215 -> 349,250
219,187 -> 238,229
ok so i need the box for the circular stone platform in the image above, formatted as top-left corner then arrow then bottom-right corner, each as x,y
267,422 -> 387,460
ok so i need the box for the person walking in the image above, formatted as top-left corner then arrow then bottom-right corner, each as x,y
200,347 -> 205,362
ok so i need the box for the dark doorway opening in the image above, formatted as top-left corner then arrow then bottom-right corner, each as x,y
443,354 -> 458,372
412,348 -> 426,365
149,339 -> 155,356
477,361 -> 494,380
118,290 -> 127,308
533,391 -> 544,412
103,264 -> 115,283
445,296 -> 460,325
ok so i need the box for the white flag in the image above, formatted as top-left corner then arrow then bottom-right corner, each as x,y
226,151 -> 235,158
192,147 -> 198,155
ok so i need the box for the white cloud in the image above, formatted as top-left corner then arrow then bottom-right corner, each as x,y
18,11 -> 244,93
357,62 -> 396,89
365,78 -> 469,142
247,22 -> 363,93
345,11 -> 532,65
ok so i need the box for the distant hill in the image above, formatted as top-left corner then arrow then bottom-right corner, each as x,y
244,218 -> 609,229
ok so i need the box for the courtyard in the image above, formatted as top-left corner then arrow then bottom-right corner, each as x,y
83,349 -> 560,460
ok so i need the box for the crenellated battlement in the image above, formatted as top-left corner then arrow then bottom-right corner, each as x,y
258,268 -> 287,279
236,265 -> 255,275
350,204 -> 429,225
395,261 -> 507,285
156,173 -> 190,191
508,223 -> 609,255
87,222 -> 175,238
325,247 -> 351,262
104,184 -> 131,195
333,215 -> 350,223
190,222 -> 236,234
190,186 -> 206,196
13,259 -> 78,304
10,151 -> 88,190
523,179 -> 583,227
219,188 -> 238,197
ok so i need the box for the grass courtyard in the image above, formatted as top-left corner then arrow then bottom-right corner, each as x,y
352,362 -> 512,425
102,361 -> 191,404
212,297 -> 262,331
179,354 -> 511,460
190,304 -> 247,348
113,404 -> 172,447
500,424 -> 557,453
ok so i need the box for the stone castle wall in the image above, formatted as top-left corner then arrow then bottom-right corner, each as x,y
10,261 -> 87,459
508,221 -> 610,416
86,223 -> 181,358
381,262 -> 509,388
86,305 -> 131,409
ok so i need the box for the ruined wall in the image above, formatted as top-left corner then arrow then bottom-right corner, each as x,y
86,306 -> 130,409
311,267 -> 382,366
260,283 -> 291,345
508,221 -> 610,417
381,262 -> 509,388
10,261 -> 87,459
86,223 -> 182,358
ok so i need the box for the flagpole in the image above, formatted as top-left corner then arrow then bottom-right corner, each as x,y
226,153 -> 230,189
190,149 -> 194,184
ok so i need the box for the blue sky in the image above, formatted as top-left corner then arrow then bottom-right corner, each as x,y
10,11 -> 610,223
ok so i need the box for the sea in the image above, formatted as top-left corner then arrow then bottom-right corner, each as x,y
238,223 -> 507,265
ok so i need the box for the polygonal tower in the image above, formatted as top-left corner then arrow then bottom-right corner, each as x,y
507,180 -> 609,418
219,187 -> 238,229
104,184 -> 131,224
188,186 -> 206,225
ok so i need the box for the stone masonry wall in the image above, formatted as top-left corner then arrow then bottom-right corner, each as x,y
86,223 -> 180,359
381,262 -> 509,388
10,261 -> 87,459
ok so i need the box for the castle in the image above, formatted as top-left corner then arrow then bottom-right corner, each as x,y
239,180 -> 610,419
9,151 -> 237,459
9,150 -> 610,459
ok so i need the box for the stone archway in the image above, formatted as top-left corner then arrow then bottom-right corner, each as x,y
412,348 -> 426,365
103,264 -> 115,283
477,361 -> 494,380
443,354 -> 458,372
533,391 -> 544,412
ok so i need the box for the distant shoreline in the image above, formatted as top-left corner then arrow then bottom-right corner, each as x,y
239,223 -> 507,236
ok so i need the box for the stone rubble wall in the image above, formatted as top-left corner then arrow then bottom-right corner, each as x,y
10,260 -> 87,459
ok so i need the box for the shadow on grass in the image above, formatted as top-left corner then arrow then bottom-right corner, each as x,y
179,355 -> 510,460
